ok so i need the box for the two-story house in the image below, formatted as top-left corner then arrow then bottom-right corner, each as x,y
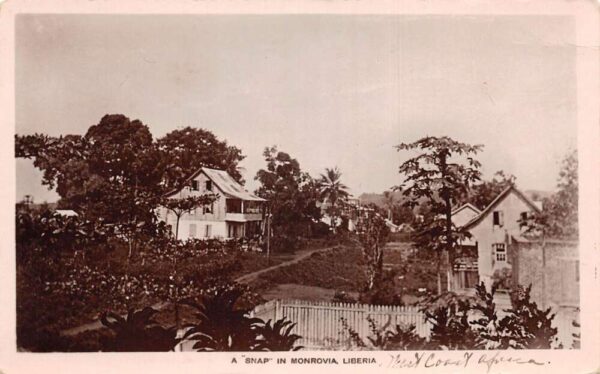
158,167 -> 266,240
451,185 -> 541,292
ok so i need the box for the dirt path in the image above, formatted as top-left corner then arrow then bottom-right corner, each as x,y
61,245 -> 338,337
235,245 -> 338,283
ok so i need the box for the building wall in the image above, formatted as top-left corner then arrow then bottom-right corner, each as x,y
157,172 -> 265,240
469,191 -> 535,288
510,239 -> 579,309
157,172 -> 227,239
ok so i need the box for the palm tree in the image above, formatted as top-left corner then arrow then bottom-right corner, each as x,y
317,167 -> 350,232
383,190 -> 396,221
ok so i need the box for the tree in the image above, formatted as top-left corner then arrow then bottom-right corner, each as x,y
355,212 -> 390,292
382,190 -> 395,221
317,167 -> 350,232
255,146 -> 321,251
525,149 -> 578,240
465,171 -> 516,210
160,195 -> 218,240
396,136 -> 483,294
159,194 -> 219,328
16,115 -> 166,257
16,115 -> 247,256
157,127 -> 245,190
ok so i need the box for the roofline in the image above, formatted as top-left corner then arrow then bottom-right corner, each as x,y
451,202 -> 481,216
462,185 -> 541,230
163,167 -> 206,197
164,167 -> 266,201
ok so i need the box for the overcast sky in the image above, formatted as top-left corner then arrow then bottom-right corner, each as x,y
16,14 -> 576,203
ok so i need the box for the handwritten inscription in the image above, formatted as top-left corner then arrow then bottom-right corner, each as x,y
387,352 -> 547,372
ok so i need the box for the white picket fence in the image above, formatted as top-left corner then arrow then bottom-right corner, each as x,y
250,299 -> 430,349
176,298 -> 578,351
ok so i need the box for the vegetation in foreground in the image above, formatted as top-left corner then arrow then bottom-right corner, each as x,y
341,283 -> 559,350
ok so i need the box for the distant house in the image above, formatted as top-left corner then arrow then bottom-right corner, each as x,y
319,198 -> 372,232
157,167 -> 266,240
54,209 -> 78,217
451,185 -> 541,292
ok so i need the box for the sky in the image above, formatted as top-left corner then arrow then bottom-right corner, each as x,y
15,14 -> 577,203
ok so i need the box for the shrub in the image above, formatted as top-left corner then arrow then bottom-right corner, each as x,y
422,294 -> 484,350
332,291 -> 357,304
100,307 -> 180,351
340,316 -> 426,350
254,318 -> 303,351
182,286 -> 302,351
359,269 -> 404,306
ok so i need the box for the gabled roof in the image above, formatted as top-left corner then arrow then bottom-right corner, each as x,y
462,185 -> 541,230
451,203 -> 481,216
165,167 -> 265,202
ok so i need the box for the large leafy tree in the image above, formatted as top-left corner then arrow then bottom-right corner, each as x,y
525,149 -> 578,240
16,115 -> 164,221
157,127 -> 245,189
396,136 -> 483,294
465,171 -> 516,210
15,115 -> 240,257
317,167 -> 350,232
255,146 -> 321,250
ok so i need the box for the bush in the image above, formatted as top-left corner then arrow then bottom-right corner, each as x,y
182,286 -> 303,351
359,269 -> 404,306
270,234 -> 307,253
339,283 -> 560,351
310,221 -> 331,238
100,307 -> 180,351
332,290 -> 357,304
18,328 -> 113,352
340,316 -> 426,350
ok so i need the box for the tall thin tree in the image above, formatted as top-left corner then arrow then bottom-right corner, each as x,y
396,136 -> 482,294
317,167 -> 350,232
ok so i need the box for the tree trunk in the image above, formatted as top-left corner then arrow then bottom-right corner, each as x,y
436,249 -> 442,295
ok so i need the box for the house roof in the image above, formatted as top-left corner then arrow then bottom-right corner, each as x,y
462,185 -> 541,230
166,167 -> 265,202
451,203 -> 481,216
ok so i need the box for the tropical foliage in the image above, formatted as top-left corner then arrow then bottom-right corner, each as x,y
100,307 -> 180,351
182,287 -> 303,351
523,149 -> 578,240
396,136 -> 483,294
343,283 -> 558,350
317,167 -> 350,231
255,146 -> 322,252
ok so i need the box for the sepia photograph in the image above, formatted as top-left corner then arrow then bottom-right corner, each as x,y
2,1 -> 599,372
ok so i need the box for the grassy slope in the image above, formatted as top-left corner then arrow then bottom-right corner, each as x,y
251,241 -> 439,298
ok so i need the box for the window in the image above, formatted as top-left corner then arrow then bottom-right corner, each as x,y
205,224 -> 212,238
203,203 -> 213,215
493,243 -> 506,262
191,180 -> 199,191
189,224 -> 197,238
519,212 -> 528,228
493,211 -> 504,227
205,180 -> 212,191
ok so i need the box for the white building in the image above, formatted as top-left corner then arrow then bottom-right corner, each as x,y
452,185 -> 541,291
158,167 -> 266,240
